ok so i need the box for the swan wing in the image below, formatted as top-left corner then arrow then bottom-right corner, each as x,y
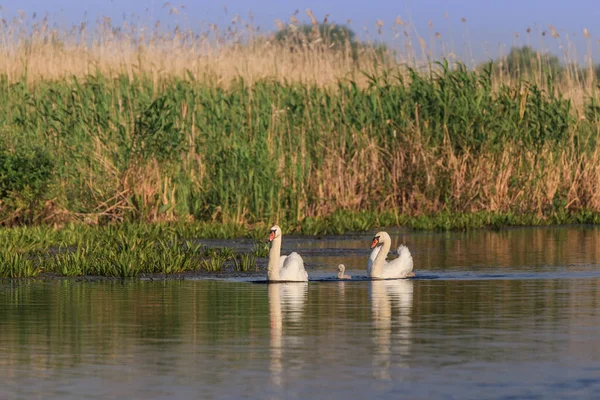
279,255 -> 288,269
279,252 -> 308,282
383,245 -> 413,278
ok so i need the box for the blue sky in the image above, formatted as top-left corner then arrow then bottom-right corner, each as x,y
5,1 -> 600,63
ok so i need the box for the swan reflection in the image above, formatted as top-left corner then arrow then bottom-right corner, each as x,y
370,279 -> 414,380
268,282 -> 308,391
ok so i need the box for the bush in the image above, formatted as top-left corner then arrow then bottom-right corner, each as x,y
0,128 -> 53,224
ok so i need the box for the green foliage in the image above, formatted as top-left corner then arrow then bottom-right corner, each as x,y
0,129 -> 53,223
251,241 -> 270,258
0,62 -> 597,227
133,93 -> 189,161
0,247 -> 41,278
234,253 -> 257,272
201,255 -> 227,272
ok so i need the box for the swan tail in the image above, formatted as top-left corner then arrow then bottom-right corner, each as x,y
396,244 -> 411,257
397,244 -> 414,274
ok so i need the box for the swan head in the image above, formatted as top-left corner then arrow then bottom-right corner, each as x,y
370,231 -> 391,249
269,225 -> 282,242
337,264 -> 345,272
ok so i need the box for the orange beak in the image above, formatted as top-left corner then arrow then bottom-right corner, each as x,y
370,237 -> 379,249
269,231 -> 276,242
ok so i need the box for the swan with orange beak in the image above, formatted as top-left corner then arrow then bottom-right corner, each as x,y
267,225 -> 308,282
367,231 -> 415,279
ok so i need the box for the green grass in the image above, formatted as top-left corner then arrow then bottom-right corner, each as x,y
0,223 -> 264,278
0,62 -> 599,228
0,248 -> 41,278
234,253 -> 258,272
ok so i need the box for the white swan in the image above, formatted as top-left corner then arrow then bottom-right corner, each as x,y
337,264 -> 351,279
267,225 -> 308,282
368,231 -> 415,279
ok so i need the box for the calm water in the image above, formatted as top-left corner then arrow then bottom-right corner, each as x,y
2,226 -> 600,399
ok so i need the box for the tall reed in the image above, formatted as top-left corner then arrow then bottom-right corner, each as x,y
0,10 -> 598,228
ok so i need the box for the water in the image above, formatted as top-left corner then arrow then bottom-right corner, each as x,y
2,225 -> 600,399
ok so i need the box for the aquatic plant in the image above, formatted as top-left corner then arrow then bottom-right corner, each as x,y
201,255 -> 227,273
251,241 -> 270,258
0,248 -> 41,278
234,253 -> 258,272
203,247 -> 234,260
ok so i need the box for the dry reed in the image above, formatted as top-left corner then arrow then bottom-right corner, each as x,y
0,9 -> 599,228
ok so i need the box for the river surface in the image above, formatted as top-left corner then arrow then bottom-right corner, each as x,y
1,226 -> 600,399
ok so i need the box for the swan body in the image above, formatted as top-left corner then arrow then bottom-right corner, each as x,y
268,225 -> 308,282
337,264 -> 352,279
368,231 -> 415,279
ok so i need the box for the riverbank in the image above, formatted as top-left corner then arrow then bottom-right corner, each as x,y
2,209 -> 600,278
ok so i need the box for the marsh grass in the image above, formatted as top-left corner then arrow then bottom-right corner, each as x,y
0,248 -> 41,278
4,64 -> 600,228
201,255 -> 227,272
0,9 -> 598,232
47,235 -> 209,277
234,253 -> 258,272
53,247 -> 91,277
201,247 -> 235,260
251,241 -> 270,258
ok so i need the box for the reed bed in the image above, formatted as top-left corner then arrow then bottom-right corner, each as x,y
3,63 -> 600,227
0,223 -> 275,278
0,9 -> 599,234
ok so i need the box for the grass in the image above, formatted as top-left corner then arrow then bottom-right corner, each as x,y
234,253 -> 258,272
0,10 -> 598,247
201,255 -> 227,273
3,64 -> 600,229
0,223 -> 265,278
0,248 -> 41,278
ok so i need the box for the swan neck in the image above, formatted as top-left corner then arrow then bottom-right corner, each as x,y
268,236 -> 281,281
371,240 -> 391,278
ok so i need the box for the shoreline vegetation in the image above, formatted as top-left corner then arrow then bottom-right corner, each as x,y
1,211 -> 599,279
1,9 -> 600,277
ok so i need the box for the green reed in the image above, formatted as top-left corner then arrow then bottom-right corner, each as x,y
0,61 -> 599,230
0,248 -> 41,278
234,253 -> 258,272
201,255 -> 228,273
251,241 -> 270,258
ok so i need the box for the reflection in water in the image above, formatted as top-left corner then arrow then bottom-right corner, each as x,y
2,226 -> 600,399
268,282 -> 308,393
370,279 -> 414,380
